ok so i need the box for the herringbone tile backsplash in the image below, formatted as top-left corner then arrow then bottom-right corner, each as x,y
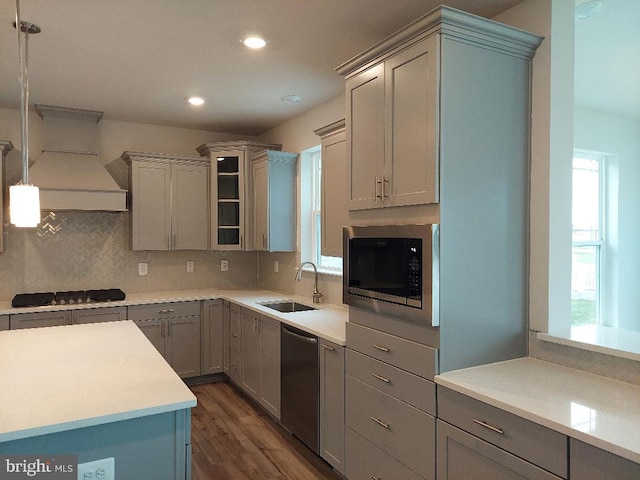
0,211 -> 257,300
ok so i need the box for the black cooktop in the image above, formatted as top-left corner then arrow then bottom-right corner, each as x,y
12,289 -> 126,308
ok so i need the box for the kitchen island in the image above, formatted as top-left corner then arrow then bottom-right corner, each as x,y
0,320 -> 196,479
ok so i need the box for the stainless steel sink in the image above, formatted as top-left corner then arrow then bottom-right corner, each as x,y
260,301 -> 317,313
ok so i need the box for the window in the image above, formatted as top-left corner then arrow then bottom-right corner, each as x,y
571,151 -> 605,326
300,146 -> 342,273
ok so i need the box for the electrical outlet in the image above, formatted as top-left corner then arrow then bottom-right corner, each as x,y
186,261 -> 194,273
77,457 -> 115,480
138,262 -> 148,276
273,260 -> 279,273
221,259 -> 229,272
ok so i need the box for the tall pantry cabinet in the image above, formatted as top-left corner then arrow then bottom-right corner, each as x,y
337,6 -> 542,480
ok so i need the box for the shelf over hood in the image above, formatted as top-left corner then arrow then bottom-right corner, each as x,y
29,149 -> 127,211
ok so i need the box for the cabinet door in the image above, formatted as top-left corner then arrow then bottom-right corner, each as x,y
131,161 -> 171,250
319,340 -> 346,474
211,151 -> 246,250
346,63 -> 385,210
570,438 -> 640,480
384,36 -> 439,207
437,420 -> 563,480
241,310 -> 262,399
134,319 -> 166,358
252,159 -> 269,251
10,311 -> 72,330
72,306 -> 127,324
167,315 -> 201,378
320,128 -> 347,257
172,163 -> 209,250
222,301 -> 231,375
202,300 -> 223,375
0,315 -> 9,331
259,315 -> 281,419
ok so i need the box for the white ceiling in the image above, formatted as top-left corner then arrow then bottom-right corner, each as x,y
0,0 -> 525,136
574,0 -> 640,118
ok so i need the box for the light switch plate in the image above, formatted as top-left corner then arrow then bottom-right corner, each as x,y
221,259 -> 229,272
138,262 -> 148,276
186,261 -> 194,273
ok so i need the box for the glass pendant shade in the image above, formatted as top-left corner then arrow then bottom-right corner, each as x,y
10,184 -> 40,227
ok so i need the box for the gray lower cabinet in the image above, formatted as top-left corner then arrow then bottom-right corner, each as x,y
346,322 -> 437,480
437,387 -> 567,480
240,307 -> 281,418
10,310 -> 72,329
72,306 -> 127,324
570,438 -> 640,480
0,315 -> 8,331
202,299 -> 223,375
129,301 -> 201,379
319,340 -> 346,475
437,420 -> 563,480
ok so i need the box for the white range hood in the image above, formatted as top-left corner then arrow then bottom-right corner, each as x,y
29,105 -> 127,212
29,149 -> 127,211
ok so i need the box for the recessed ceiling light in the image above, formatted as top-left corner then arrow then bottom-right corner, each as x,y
575,0 -> 604,20
241,35 -> 268,49
281,94 -> 302,104
186,96 -> 205,106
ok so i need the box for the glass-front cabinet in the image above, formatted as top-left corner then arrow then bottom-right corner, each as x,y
197,141 -> 282,250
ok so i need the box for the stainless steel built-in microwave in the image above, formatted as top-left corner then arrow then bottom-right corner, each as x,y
343,224 -> 439,326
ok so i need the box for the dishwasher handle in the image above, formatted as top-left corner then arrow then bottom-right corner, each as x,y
282,325 -> 318,344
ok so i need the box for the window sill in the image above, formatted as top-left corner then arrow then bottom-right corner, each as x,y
538,325 -> 640,362
300,265 -> 343,278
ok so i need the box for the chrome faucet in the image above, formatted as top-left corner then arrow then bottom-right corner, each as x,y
295,261 -> 323,304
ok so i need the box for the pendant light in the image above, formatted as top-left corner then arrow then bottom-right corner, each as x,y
10,0 -> 41,228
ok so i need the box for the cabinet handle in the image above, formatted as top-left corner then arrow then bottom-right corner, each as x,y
381,174 -> 389,199
370,476 -> 381,480
370,416 -> 389,429
263,234 -> 267,248
158,309 -> 175,314
231,332 -> 238,338
375,176 -> 382,201
371,373 -> 390,383
372,344 -> 390,353
321,344 -> 335,351
473,419 -> 504,435
167,322 -> 171,337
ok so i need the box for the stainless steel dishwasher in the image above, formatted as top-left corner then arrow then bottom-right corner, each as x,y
280,324 -> 319,454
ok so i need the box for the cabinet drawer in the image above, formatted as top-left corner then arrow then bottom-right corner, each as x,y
347,348 -> 435,415
347,322 -> 437,378
128,301 -> 200,320
346,375 -> 435,479
438,387 -> 567,478
346,428 -> 424,480
10,311 -> 72,329
72,306 -> 127,324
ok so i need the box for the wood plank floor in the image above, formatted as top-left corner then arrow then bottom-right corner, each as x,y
190,381 -> 344,480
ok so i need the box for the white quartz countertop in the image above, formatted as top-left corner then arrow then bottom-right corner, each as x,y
0,288 -> 347,345
0,321 -> 196,442
435,357 -> 640,464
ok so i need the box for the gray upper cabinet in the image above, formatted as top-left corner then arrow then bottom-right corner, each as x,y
314,120 -> 347,257
250,150 -> 298,252
197,141 -> 282,251
123,151 -> 209,251
0,141 -> 14,253
341,36 -> 438,210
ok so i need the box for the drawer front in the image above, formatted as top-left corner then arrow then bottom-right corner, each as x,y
128,301 -> 200,320
346,375 -> 435,479
229,314 -> 242,352
347,348 -> 435,415
346,428 -> 424,480
72,306 -> 127,324
438,387 -> 568,478
10,311 -> 72,329
228,348 -> 241,383
347,322 -> 437,378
